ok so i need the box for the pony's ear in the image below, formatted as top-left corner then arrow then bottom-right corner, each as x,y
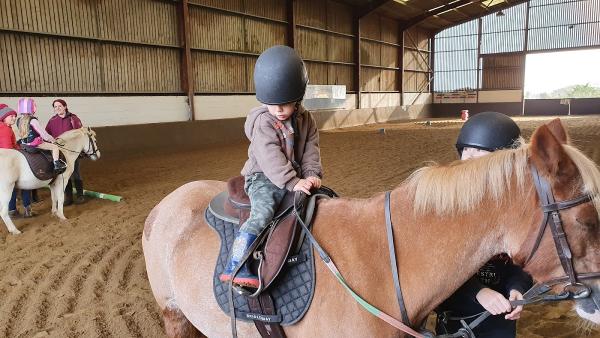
545,118 -> 569,144
529,124 -> 577,182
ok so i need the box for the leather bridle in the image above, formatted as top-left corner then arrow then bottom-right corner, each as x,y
56,130 -> 99,159
386,164 -> 600,337
83,132 -> 100,159
524,164 -> 600,299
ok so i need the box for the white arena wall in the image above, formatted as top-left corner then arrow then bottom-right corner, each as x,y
2,96 -> 191,127
431,90 -> 524,117
3,93 -> 432,129
1,93 -> 434,155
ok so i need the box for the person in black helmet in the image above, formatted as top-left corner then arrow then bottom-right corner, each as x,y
219,45 -> 323,289
435,112 -> 533,338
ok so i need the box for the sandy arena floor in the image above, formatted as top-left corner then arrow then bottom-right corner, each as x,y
1,115 -> 599,337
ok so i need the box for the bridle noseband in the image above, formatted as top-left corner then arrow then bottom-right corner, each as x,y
84,133 -> 100,158
525,164 -> 600,299
56,131 -> 99,159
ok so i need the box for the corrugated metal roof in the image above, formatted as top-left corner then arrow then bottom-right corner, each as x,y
342,0 -> 528,33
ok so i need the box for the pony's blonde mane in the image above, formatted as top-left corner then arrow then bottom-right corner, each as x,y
406,145 -> 529,216
407,140 -> 600,218
563,145 -> 600,219
59,127 -> 94,140
59,128 -> 84,140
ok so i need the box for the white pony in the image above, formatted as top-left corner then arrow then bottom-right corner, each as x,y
0,127 -> 100,234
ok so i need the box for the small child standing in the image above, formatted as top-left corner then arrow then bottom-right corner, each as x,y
0,104 -> 18,150
0,104 -> 34,217
220,46 -> 323,288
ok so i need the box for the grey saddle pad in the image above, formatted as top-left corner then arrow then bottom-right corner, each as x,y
205,207 -> 316,325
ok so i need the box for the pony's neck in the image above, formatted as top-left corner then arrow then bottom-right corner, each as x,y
387,180 -> 536,325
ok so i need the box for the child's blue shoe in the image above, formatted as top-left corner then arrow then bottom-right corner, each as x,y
219,231 -> 259,288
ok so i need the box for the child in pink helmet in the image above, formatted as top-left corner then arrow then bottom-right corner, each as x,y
16,98 -> 67,173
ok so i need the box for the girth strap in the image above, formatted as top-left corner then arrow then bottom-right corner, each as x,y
385,191 -> 412,326
248,294 -> 286,338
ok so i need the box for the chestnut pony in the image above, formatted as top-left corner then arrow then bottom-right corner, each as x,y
143,119 -> 600,337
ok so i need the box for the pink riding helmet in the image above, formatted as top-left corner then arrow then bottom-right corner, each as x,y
17,98 -> 37,115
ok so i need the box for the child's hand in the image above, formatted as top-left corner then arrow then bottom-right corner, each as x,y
293,179 -> 312,195
307,176 -> 321,189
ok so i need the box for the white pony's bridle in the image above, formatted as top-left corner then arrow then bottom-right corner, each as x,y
55,128 -> 99,160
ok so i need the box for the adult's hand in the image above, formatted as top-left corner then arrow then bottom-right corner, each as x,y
505,290 -> 524,320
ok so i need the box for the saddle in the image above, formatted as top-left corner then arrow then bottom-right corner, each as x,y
18,145 -> 66,181
231,176 -> 302,288
207,176 -> 336,337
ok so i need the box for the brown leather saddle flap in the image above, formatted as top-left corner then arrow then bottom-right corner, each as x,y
18,147 -> 66,181
224,176 -> 300,290
259,213 -> 299,290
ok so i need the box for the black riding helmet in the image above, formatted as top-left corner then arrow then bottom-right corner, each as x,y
456,111 -> 521,156
254,45 -> 308,105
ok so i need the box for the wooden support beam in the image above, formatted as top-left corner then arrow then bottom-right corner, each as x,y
453,6 -> 474,20
432,0 -> 529,35
354,13 -> 361,109
476,17 -> 482,102
405,30 -> 433,73
404,28 -> 434,106
521,0 -> 531,115
286,0 -> 295,48
178,0 -> 195,120
358,0 -> 390,19
430,36 -> 435,93
402,0 -> 482,30
399,26 -> 405,106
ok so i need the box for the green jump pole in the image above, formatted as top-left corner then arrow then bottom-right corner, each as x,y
80,189 -> 122,202
45,186 -> 123,202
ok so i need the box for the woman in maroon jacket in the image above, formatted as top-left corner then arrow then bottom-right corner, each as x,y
45,99 -> 84,205
0,104 -> 33,217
